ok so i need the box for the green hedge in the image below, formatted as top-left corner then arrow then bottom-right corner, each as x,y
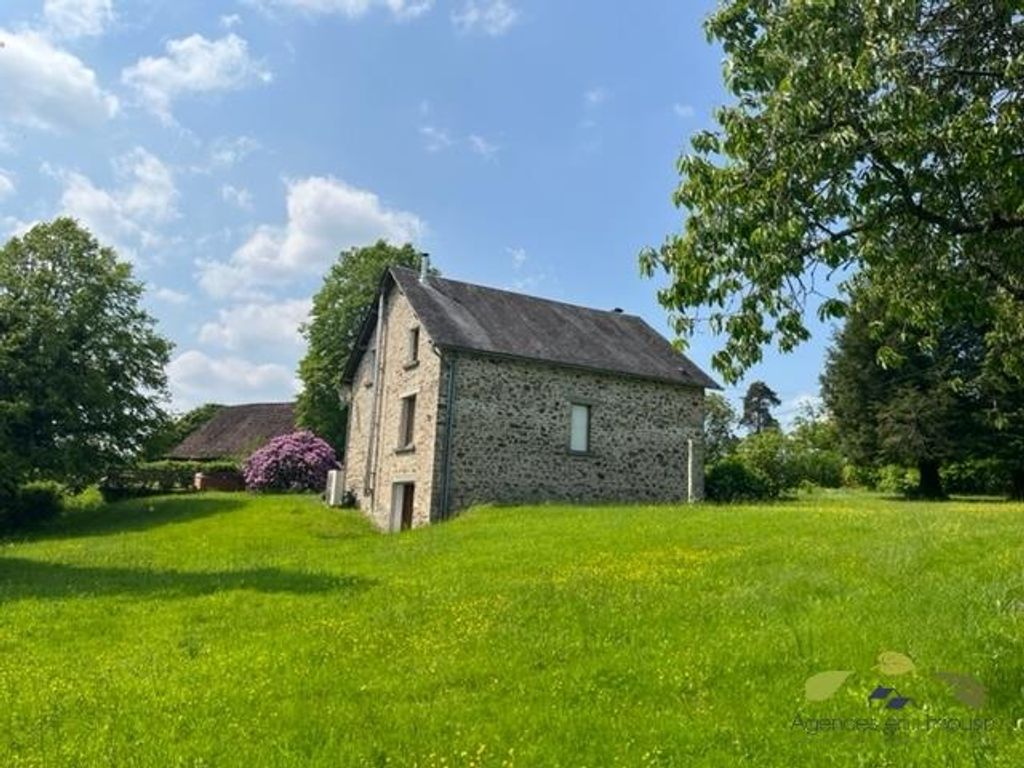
876,464 -> 919,496
705,458 -> 770,502
137,459 -> 241,474
100,460 -> 242,501
941,459 -> 1011,496
0,481 -> 64,534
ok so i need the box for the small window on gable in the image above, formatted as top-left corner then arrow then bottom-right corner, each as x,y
365,349 -> 377,386
398,394 -> 417,449
408,326 -> 420,364
570,403 -> 590,453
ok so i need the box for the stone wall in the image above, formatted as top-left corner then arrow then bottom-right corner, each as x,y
342,285 -> 441,530
438,353 -> 705,514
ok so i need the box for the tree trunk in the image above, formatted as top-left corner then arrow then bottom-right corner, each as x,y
916,460 -> 946,500
1009,467 -> 1024,501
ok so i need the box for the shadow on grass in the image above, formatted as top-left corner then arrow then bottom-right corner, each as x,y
947,495 -> 1021,505
875,494 -> 1016,505
40,495 -> 248,540
0,557 -> 376,601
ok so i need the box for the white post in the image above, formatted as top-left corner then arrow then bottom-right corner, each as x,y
687,438 -> 694,503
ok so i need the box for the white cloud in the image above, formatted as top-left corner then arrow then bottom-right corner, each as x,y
468,133 -> 499,158
452,0 -> 518,35
673,102 -> 695,118
250,0 -> 433,20
220,13 -> 243,29
420,122 -> 498,158
199,135 -> 261,172
578,88 -> 610,154
122,33 -> 272,122
778,393 -> 823,427
198,176 -> 424,298
584,87 -> 610,107
420,124 -> 453,152
152,286 -> 190,304
221,184 -> 254,210
53,147 -> 178,260
44,0 -> 114,39
505,247 -> 552,293
1,216 -> 37,240
510,270 -> 552,294
111,149 -> 178,224
167,350 -> 298,409
0,169 -> 14,200
0,28 -> 118,132
199,298 -> 311,352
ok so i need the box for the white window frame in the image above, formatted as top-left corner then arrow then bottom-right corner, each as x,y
569,403 -> 591,453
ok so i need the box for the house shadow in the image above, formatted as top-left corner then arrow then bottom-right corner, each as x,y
42,495 -> 248,540
0,557 -> 376,602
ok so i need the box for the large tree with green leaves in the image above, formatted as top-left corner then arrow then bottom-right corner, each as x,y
641,1 -> 1024,383
975,352 -> 1024,499
821,289 -> 989,498
0,218 -> 172,488
296,241 -> 429,451
740,380 -> 781,434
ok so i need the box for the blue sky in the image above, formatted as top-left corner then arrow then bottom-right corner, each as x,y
0,0 -> 835,421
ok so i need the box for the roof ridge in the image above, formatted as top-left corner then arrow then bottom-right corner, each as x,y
220,402 -> 295,408
390,265 -> 641,319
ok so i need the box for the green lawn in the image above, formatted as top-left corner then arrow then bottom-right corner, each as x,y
1,492 -> 1022,766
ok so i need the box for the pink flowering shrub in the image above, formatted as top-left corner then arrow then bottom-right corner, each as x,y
243,431 -> 339,492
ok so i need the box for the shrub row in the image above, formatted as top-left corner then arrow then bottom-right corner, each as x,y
838,459 -> 1017,497
0,480 -> 64,534
705,458 -> 769,502
99,460 -> 242,501
705,428 -> 847,502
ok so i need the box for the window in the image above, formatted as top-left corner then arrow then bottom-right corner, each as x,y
407,326 -> 420,364
570,403 -> 590,453
398,394 -> 417,449
364,348 -> 376,386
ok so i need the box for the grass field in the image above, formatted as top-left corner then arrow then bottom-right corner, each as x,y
1,492 -> 1022,766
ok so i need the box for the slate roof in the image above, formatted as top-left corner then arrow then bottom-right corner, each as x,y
167,402 -> 297,460
343,267 -> 719,389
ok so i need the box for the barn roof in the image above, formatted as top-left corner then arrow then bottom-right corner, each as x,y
167,402 -> 297,460
343,267 -> 719,389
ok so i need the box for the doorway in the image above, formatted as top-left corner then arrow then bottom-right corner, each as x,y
391,482 -> 415,532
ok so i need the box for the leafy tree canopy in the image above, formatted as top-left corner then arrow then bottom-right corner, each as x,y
641,1 -> 1024,383
821,285 -> 991,497
296,241 -> 429,451
0,218 -> 172,488
789,401 -> 840,455
704,392 -> 739,464
740,380 -> 781,434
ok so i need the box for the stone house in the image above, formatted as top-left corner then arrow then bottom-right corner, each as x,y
340,263 -> 719,531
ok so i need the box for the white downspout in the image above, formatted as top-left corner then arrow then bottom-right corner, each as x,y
362,290 -> 387,498
687,438 -> 694,503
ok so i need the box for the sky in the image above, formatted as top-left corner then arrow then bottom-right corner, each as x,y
0,0 -> 836,423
